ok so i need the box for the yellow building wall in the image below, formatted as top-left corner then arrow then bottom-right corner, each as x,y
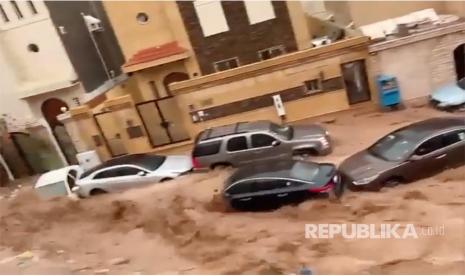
174,47 -> 371,139
102,1 -> 175,59
134,61 -> 188,101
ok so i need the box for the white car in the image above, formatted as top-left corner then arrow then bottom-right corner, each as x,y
34,154 -> 193,199
74,153 -> 193,197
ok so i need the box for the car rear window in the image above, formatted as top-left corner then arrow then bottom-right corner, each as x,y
193,141 -> 222,157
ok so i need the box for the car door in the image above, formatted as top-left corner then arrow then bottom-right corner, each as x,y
441,129 -> 465,168
92,166 -> 151,192
402,135 -> 448,181
225,135 -> 249,166
249,133 -> 287,163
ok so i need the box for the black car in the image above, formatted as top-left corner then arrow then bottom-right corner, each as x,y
339,117 -> 465,191
223,159 -> 342,210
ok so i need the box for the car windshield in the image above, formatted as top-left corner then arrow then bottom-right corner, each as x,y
270,123 -> 293,140
368,132 -> 416,161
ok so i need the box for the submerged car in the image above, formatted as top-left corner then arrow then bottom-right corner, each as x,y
223,159 -> 342,210
339,117 -> 465,191
35,154 -> 192,199
34,165 -> 83,200
192,120 -> 331,169
74,153 -> 192,197
431,77 -> 465,110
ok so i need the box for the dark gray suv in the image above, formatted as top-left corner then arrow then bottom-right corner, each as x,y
192,120 -> 331,169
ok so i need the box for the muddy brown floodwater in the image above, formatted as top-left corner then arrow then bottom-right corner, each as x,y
0,106 -> 464,274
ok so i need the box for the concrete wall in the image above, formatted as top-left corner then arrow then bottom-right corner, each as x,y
348,1 -> 446,27
0,1 -> 77,97
370,30 -> 465,101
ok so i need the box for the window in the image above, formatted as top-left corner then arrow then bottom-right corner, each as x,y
226,181 -> 252,195
0,4 -> 9,23
10,1 -> 23,19
214,57 -> 239,72
194,1 -> 229,36
244,0 -> 276,25
258,46 -> 285,61
94,167 -> 143,179
136,12 -> 149,24
305,79 -> 322,93
227,136 -> 247,152
442,130 -> 465,147
415,136 -> 443,156
252,179 -> 289,192
27,0 -> 37,15
251,134 -> 276,148
27,44 -> 39,53
193,141 -> 221,157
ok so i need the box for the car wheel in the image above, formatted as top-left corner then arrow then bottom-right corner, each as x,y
160,177 -> 173,183
89,188 -> 107,196
383,176 -> 404,188
293,148 -> 318,159
211,163 -> 232,170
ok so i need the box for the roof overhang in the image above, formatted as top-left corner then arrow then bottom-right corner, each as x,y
123,52 -> 189,73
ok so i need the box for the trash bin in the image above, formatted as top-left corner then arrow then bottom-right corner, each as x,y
376,74 -> 401,109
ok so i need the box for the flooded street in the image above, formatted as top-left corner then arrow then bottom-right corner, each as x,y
1,106 -> 464,274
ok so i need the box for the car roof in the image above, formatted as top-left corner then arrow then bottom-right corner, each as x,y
225,159 -> 320,188
80,153 -> 165,178
394,117 -> 464,142
197,120 -> 272,142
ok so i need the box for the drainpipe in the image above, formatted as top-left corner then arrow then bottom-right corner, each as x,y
81,12 -> 112,81
0,153 -> 14,181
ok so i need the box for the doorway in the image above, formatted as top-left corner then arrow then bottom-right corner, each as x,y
136,97 -> 190,147
41,98 -> 78,164
341,60 -> 371,104
453,44 -> 465,81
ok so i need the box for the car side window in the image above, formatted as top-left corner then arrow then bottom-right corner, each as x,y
227,136 -> 248,152
226,181 -> 252,195
415,136 -> 443,156
193,141 -> 221,157
442,129 -> 465,147
93,167 -> 142,179
251,134 -> 276,148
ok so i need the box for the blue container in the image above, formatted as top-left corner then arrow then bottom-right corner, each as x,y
376,74 -> 401,108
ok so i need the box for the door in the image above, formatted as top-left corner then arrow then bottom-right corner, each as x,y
94,111 -> 128,157
225,136 -> 249,165
441,129 -> 465,168
403,135 -> 448,181
249,133 -> 284,163
41,98 -> 78,164
136,97 -> 189,147
91,166 -> 151,192
341,60 -> 371,104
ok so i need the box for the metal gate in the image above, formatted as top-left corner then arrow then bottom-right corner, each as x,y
136,97 -> 190,147
93,111 -> 128,157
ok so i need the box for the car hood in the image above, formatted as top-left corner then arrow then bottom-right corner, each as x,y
156,155 -> 193,174
339,150 -> 397,179
292,124 -> 326,140
431,83 -> 465,107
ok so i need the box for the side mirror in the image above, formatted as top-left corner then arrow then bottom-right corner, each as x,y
71,186 -> 80,192
272,140 -> 281,147
137,171 -> 146,176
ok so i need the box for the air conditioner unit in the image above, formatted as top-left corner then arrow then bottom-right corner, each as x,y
76,150 -> 102,171
83,15 -> 103,32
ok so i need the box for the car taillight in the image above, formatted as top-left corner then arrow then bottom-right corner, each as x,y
192,156 -> 201,169
309,180 -> 334,193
